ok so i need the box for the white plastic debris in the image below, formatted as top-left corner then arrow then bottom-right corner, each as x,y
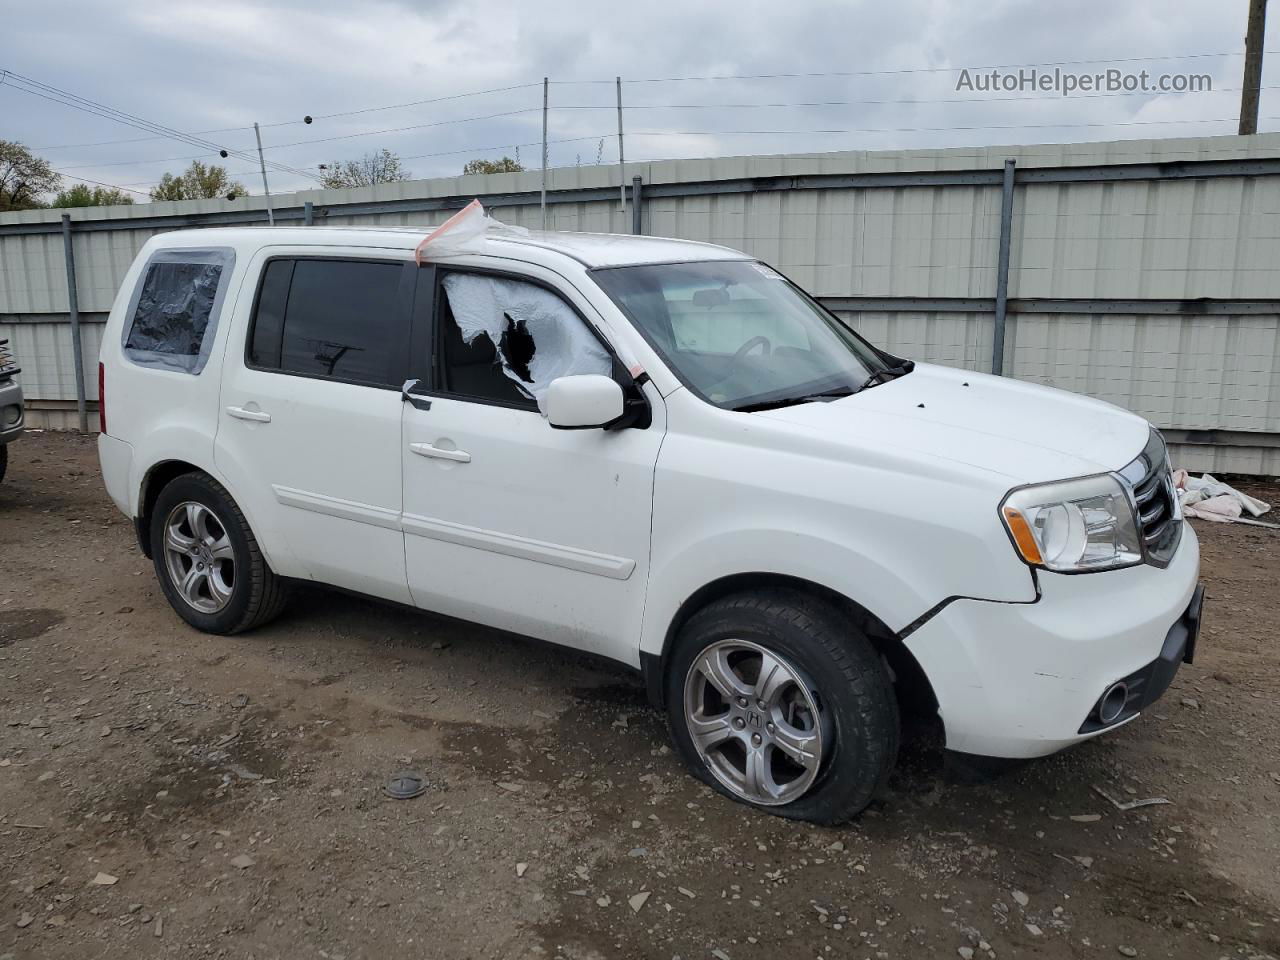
414,199 -> 528,262
1172,470 -> 1271,524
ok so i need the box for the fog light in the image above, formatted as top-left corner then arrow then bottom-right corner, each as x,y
2,404 -> 20,426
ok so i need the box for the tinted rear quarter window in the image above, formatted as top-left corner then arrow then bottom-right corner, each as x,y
249,258 -> 405,386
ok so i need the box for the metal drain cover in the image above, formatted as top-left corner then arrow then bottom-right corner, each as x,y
383,771 -> 428,800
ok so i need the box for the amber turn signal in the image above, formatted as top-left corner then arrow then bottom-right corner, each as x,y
1002,506 -> 1043,565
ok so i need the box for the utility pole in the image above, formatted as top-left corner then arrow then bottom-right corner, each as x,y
540,77 -> 549,230
253,122 -> 275,225
1239,0 -> 1268,135
617,77 -> 626,217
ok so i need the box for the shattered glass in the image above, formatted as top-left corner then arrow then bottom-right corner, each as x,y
121,249 -> 234,374
442,273 -> 611,411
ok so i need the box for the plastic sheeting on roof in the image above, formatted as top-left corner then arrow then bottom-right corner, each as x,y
415,199 -> 528,262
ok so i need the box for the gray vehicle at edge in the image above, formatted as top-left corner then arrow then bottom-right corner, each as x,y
0,339 -> 24,483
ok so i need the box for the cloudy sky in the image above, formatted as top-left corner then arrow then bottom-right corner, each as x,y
3,0 -> 1276,199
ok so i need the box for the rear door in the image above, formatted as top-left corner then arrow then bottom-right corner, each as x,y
399,262 -> 664,662
215,250 -> 414,604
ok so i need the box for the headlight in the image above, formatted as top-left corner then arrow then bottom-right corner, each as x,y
1000,474 -> 1142,573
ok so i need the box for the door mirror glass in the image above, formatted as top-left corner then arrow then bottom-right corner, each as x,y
546,375 -> 625,429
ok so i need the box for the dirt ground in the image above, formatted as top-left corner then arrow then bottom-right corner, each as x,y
1,431 -> 1278,960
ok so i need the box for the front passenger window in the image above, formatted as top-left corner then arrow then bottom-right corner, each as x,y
437,272 -> 612,412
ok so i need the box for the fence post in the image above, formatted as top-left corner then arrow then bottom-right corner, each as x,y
540,77 -> 549,230
991,158 -> 1017,376
631,175 -> 643,235
303,200 -> 314,226
60,213 -> 88,434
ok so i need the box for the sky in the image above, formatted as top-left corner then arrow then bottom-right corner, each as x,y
2,0 -> 1277,200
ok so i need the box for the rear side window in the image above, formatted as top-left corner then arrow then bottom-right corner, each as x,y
122,248 -> 234,374
248,258 -> 405,386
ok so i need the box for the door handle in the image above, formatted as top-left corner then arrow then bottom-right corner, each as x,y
226,405 -> 272,423
409,442 -> 471,463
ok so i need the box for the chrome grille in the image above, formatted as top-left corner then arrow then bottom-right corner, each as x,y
1119,430 -> 1181,567
0,339 -> 19,379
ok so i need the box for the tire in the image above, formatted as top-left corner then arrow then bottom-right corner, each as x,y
666,589 -> 899,824
149,471 -> 289,634
0,444 -> 7,483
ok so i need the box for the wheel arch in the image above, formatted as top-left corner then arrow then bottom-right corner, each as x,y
640,572 -> 938,720
135,459 -> 207,557
134,459 -> 282,574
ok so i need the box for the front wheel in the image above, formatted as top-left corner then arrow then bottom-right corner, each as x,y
666,590 -> 899,824
150,472 -> 289,634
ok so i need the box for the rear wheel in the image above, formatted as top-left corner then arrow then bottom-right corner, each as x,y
150,472 -> 288,634
666,590 -> 898,824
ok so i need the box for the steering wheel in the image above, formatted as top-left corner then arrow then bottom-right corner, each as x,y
718,335 -> 772,385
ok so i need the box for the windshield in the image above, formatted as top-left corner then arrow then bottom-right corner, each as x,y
592,260 -> 892,410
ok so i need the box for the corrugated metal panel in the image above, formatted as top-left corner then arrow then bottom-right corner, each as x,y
1006,312 -> 1280,432
834,310 -> 994,374
1013,175 -> 1280,299
0,321 -> 103,402
1168,442 -> 1280,477
836,308 -> 1280,436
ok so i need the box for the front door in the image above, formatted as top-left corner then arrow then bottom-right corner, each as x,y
215,251 -> 415,604
400,263 -> 663,661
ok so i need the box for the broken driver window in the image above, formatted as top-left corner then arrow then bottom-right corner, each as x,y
439,272 -> 612,413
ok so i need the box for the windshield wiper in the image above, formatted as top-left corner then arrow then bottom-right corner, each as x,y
733,360 -> 915,412
855,359 -> 914,393
732,387 -> 855,413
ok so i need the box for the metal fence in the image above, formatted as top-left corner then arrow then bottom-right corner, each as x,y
3,133 -> 1279,473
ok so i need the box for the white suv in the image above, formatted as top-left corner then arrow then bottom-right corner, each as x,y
97,226 -> 1202,823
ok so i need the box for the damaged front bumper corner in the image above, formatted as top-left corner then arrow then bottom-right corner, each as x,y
902,523 -> 1201,760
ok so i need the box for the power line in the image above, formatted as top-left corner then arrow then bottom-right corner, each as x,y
4,74 -> 319,184
552,86 -> 1271,112
553,50 -> 1279,85
48,171 -> 152,198
263,108 -> 542,151
26,49 -> 1275,152
112,135 -> 615,188
0,69 -> 323,183
627,116 -> 1266,139
31,81 -> 542,152
304,82 -> 541,123
398,134 -> 609,163
49,79 -> 1269,178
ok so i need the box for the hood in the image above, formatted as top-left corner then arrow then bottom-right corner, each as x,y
755,363 -> 1150,484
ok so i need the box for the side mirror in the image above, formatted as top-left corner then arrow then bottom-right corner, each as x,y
546,375 -> 625,429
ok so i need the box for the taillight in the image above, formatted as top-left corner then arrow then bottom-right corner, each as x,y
98,362 -> 106,435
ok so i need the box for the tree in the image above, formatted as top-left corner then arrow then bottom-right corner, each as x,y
462,156 -> 524,176
150,160 -> 246,201
0,140 -> 61,212
52,184 -> 135,208
320,149 -> 410,188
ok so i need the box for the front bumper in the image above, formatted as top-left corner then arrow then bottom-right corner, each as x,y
904,522 -> 1202,759
0,378 -> 24,445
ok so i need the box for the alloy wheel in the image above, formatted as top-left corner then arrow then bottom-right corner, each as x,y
162,501 -> 236,614
682,638 -> 825,805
